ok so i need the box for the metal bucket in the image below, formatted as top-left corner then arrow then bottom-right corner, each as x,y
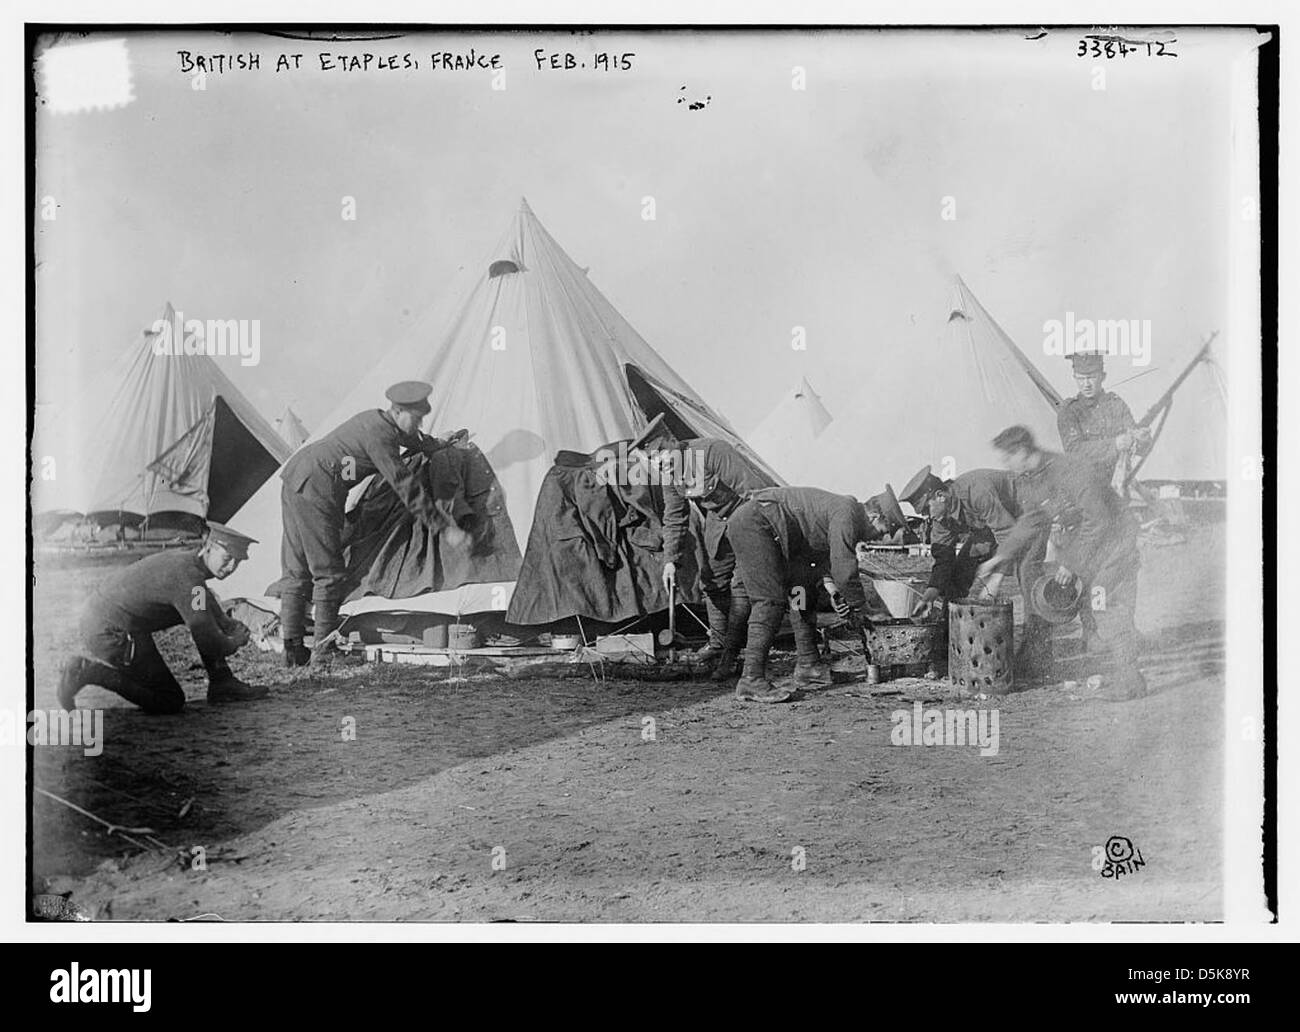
872,578 -> 926,618
448,623 -> 480,650
948,598 -> 1014,695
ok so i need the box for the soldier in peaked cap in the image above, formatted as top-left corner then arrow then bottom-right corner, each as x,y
1057,350 -> 1153,484
277,381 -> 469,668
58,522 -> 268,712
1056,351 -> 1153,653
862,484 -> 915,544
632,415 -> 778,683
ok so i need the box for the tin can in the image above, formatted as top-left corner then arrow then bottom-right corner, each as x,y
866,663 -> 881,684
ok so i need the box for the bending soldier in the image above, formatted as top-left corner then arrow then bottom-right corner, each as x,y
727,487 -> 871,704
900,464 -> 1052,677
976,425 -> 1147,701
637,416 -> 773,682
278,381 -> 468,667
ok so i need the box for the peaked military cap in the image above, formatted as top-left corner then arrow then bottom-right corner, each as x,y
1068,351 -> 1105,375
205,522 -> 257,560
899,465 -> 946,512
385,380 -> 434,409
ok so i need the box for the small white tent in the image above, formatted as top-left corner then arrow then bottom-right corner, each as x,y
82,302 -> 289,525
746,377 -> 833,483
220,199 -> 775,617
798,276 -> 1061,498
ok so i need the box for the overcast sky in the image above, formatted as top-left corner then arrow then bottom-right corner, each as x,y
32,27 -> 1261,508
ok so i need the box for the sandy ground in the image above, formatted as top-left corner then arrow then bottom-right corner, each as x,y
29,522 -> 1225,922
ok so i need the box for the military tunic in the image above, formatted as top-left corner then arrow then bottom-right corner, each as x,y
660,437 -> 772,600
1056,391 -> 1147,482
76,549 -> 244,712
991,450 -> 1142,684
728,487 -> 869,609
926,468 -> 1031,601
278,409 -> 453,616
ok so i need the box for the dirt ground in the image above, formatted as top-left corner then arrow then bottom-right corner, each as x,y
29,522 -> 1226,922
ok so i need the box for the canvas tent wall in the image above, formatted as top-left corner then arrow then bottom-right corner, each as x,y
746,377 -> 833,483
797,276 -> 1061,500
84,303 -> 290,526
220,199 -> 777,618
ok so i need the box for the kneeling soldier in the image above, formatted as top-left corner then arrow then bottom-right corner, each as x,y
58,523 -> 267,713
727,487 -> 871,703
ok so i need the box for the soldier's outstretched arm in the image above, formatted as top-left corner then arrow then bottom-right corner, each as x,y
987,508 -> 1053,571
366,436 -> 452,533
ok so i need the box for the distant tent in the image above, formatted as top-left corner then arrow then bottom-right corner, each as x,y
275,407 -> 310,451
1127,341 -> 1228,483
798,276 -> 1061,499
746,377 -> 833,482
84,303 -> 290,526
221,199 -> 777,618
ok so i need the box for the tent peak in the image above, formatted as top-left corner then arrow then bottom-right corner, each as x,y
794,376 -> 821,399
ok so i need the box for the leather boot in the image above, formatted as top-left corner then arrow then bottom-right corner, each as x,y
204,657 -> 268,703
281,592 -> 311,667
734,600 -> 793,703
791,607 -> 833,688
311,600 -> 363,668
284,638 -> 311,667
58,655 -> 184,714
694,594 -> 731,663
58,656 -> 96,710
710,594 -> 749,682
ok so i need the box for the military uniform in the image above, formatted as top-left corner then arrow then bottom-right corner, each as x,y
901,464 -> 1051,674
727,487 -> 870,701
990,449 -> 1144,696
922,469 -> 1023,600
1056,352 -> 1150,651
1057,390 -> 1146,482
278,397 -> 454,658
58,526 -> 260,712
660,436 -> 772,662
